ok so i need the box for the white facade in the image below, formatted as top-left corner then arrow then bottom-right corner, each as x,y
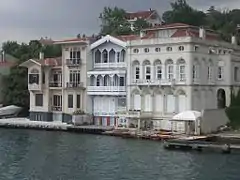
21,39 -> 91,123
123,26 -> 240,130
87,35 -> 127,126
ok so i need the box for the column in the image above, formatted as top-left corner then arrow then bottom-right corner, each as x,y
140,65 -> 143,80
151,65 -> 154,82
162,64 -> 166,81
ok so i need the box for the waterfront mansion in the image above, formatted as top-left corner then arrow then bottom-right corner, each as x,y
21,23 -> 240,129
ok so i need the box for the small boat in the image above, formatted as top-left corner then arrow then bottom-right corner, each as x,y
0,105 -> 22,119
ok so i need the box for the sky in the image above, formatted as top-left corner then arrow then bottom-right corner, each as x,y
0,0 -> 239,43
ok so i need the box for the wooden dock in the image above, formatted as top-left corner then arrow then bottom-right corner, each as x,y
163,139 -> 240,154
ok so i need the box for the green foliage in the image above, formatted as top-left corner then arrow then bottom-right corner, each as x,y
133,18 -> 152,34
73,110 -> 85,115
162,0 -> 240,42
99,7 -> 151,36
226,89 -> 240,128
100,7 -> 132,36
162,0 -> 206,26
2,40 -> 61,109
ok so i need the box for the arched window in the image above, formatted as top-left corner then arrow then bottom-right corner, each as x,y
143,60 -> 151,80
132,60 -> 140,81
96,75 -> 102,86
102,49 -> 108,63
154,59 -> 162,80
120,49 -> 125,62
177,59 -> 186,81
109,49 -> 115,63
95,50 -> 101,63
165,59 -> 174,81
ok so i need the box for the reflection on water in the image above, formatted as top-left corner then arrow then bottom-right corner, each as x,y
0,129 -> 239,180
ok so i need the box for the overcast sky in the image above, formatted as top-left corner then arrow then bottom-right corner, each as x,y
0,0 -> 239,43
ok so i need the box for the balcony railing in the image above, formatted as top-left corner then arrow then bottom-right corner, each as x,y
94,62 -> 125,69
51,106 -> 62,111
66,59 -> 81,67
49,82 -> 62,87
66,82 -> 84,88
131,79 -> 177,86
28,83 -> 41,91
87,86 -> 126,92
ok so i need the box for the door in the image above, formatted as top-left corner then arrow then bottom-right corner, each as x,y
134,94 -> 141,110
110,117 -> 115,126
107,117 -> 110,126
144,94 -> 152,111
167,95 -> 175,113
155,94 -> 163,112
178,95 -> 186,113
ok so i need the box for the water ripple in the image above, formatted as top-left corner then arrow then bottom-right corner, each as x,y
0,129 -> 239,180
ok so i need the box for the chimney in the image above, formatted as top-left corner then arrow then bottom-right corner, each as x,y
199,27 -> 206,39
149,8 -> 152,11
39,52 -> 44,60
231,35 -> 237,45
140,31 -> 145,38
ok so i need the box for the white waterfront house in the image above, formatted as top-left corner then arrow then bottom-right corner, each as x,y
125,9 -> 162,30
124,23 -> 240,130
87,35 -> 133,127
20,38 -> 92,122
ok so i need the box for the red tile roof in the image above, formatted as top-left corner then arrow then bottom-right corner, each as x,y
171,28 -> 220,40
145,23 -> 194,31
126,10 -> 156,20
35,57 -> 62,66
115,35 -> 139,41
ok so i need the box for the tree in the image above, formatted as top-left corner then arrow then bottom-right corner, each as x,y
133,18 -> 152,34
99,7 -> 132,36
162,0 -> 206,26
1,40 -> 61,109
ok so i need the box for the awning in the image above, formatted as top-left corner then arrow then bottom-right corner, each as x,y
171,111 -> 201,121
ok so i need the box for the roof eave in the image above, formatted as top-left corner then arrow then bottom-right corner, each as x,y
90,35 -> 127,50
53,40 -> 88,45
19,59 -> 41,67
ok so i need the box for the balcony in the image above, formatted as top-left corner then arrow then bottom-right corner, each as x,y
66,59 -> 81,67
87,86 -> 126,95
49,82 -> 62,88
94,62 -> 125,69
116,110 -> 154,119
51,106 -> 62,111
131,79 -> 177,86
66,82 -> 84,89
28,83 -> 41,91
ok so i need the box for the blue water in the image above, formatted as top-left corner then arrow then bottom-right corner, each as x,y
0,129 -> 239,180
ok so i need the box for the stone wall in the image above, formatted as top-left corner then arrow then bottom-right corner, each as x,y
72,114 -> 93,126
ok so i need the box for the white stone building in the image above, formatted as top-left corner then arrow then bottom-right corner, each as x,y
87,35 -> 133,127
20,38 -> 93,123
124,23 -> 240,130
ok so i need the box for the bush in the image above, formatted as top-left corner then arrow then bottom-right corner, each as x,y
73,110 -> 85,115
225,107 -> 240,129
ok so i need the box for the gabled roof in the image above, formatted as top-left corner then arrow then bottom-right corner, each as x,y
20,57 -> 62,68
90,35 -> 127,50
125,9 -> 158,20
